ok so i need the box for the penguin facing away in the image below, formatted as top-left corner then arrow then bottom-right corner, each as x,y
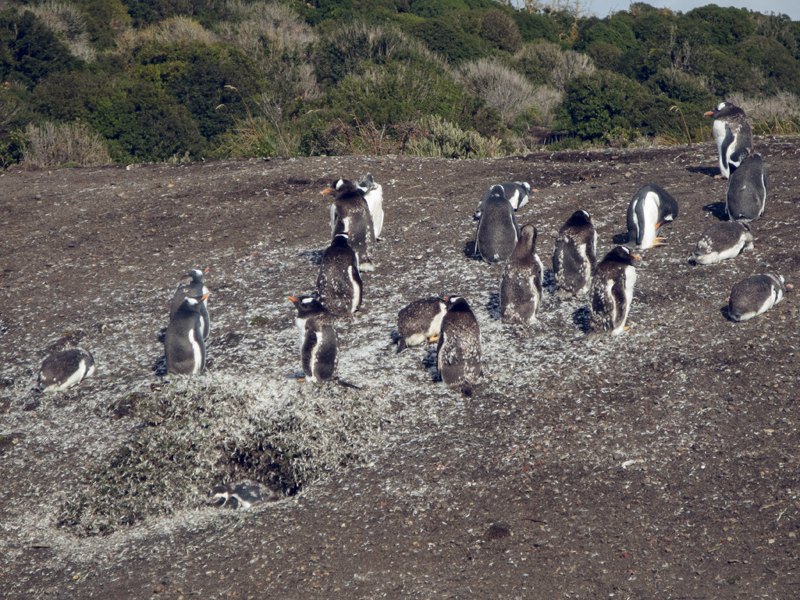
589,246 -> 639,336
437,296 -> 482,394
500,224 -> 544,325
728,274 -> 789,322
474,182 -> 534,219
288,296 -> 338,383
166,293 -> 210,375
726,152 -> 767,222
357,173 -> 384,239
317,230 -> 362,317
396,297 -> 448,353
689,221 -> 754,265
705,101 -> 753,179
475,185 -> 519,263
626,184 -> 678,249
324,179 -> 376,272
170,268 -> 210,340
553,209 -> 597,299
38,348 -> 95,393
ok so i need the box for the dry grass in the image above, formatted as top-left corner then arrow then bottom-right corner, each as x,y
531,84 -> 563,127
24,121 -> 112,167
27,1 -> 96,62
455,59 -> 536,125
727,91 -> 800,135
514,41 -> 596,91
406,115 -> 504,159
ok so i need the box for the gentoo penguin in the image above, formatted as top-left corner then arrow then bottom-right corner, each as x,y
689,221 -> 754,265
316,229 -> 362,317
165,293 -> 210,375
626,184 -> 678,249
396,297 -> 448,353
357,173 -> 384,239
500,224 -> 544,325
288,296 -> 338,383
437,296 -> 482,393
210,482 -> 269,510
588,246 -> 639,336
726,152 -> 767,222
475,185 -> 519,263
474,182 -> 534,219
324,179 -> 376,271
705,101 -> 753,179
38,348 -> 95,393
728,274 -> 789,322
553,210 -> 597,298
169,268 -> 210,340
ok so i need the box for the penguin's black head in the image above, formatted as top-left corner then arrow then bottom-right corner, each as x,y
705,101 -> 743,118
606,245 -> 639,265
178,293 -> 209,312
445,296 -> 470,311
288,295 -> 325,316
323,179 -> 361,198
519,223 -> 537,247
489,185 -> 505,198
567,210 -> 592,226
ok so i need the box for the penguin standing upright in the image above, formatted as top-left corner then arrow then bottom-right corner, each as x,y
317,229 -> 362,317
324,179 -> 376,271
288,296 -> 338,382
38,348 -> 95,392
500,224 -> 544,325
165,293 -> 210,375
728,274 -> 788,322
437,297 -> 482,393
689,221 -> 754,265
626,184 -> 679,249
357,173 -> 384,239
726,152 -> 767,222
474,182 -> 533,219
705,101 -> 753,179
396,297 -> 448,353
475,185 -> 519,263
588,246 -> 639,336
553,210 -> 597,299
169,268 -> 210,340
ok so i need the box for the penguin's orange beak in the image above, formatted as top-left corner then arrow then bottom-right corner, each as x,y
632,254 -> 641,260
704,111 -> 714,116
531,188 -> 539,193
321,189 -> 332,195
287,296 -> 297,302
204,267 -> 210,273
200,293 -> 211,301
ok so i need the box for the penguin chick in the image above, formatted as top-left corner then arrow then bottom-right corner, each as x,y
169,268 -> 210,340
357,173 -> 384,239
288,296 -> 338,383
626,184 -> 678,249
474,182 -> 534,219
726,152 -> 767,222
38,348 -> 95,393
553,210 -> 597,299
728,274 -> 788,322
437,297 -> 482,394
317,230 -> 362,317
165,293 -> 210,375
500,224 -> 544,325
324,179 -> 376,271
475,185 -> 519,263
689,221 -> 754,265
705,101 -> 753,179
589,246 -> 639,336
396,297 -> 448,353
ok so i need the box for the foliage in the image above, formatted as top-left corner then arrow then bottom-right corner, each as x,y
406,114 -> 504,159
455,58 -> 535,124
480,9 -> 522,53
513,40 -> 595,90
23,120 -> 112,166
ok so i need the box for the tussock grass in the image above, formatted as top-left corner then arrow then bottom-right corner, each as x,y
727,91 -> 800,135
455,58 -> 536,125
27,1 -> 96,62
407,115 -> 504,159
24,121 -> 112,167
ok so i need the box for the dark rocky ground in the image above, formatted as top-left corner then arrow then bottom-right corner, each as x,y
1,137 -> 799,599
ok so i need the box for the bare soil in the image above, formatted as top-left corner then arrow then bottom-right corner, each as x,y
2,138 -> 799,599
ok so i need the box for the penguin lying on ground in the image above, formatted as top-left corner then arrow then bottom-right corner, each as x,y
626,184 -> 678,249
705,101 -> 753,179
38,348 -> 95,393
689,221 -> 754,265
474,182 -> 533,219
169,268 -> 210,340
553,210 -> 596,299
324,179 -> 376,271
317,229 -> 362,317
728,274 -> 789,322
396,297 -> 448,353
500,224 -> 543,325
588,246 -> 639,336
726,151 -> 767,222
475,185 -> 519,263
166,293 -> 210,375
437,296 -> 482,394
288,296 -> 338,383
357,173 -> 384,239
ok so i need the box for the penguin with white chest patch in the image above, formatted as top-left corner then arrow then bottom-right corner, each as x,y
553,210 -> 597,299
475,185 -> 519,263
396,297 -> 448,353
728,274 -> 789,322
689,221 -> 754,265
726,151 -> 767,222
38,348 -> 95,393
705,101 -> 753,179
324,179 -> 376,272
500,224 -> 543,325
166,293 -> 210,375
588,246 -> 639,336
317,229 -> 362,317
169,268 -> 210,340
288,296 -> 338,383
474,182 -> 533,219
437,297 -> 482,394
357,173 -> 384,239
626,184 -> 678,249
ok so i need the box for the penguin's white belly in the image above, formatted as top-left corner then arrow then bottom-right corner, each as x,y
189,329 -> 203,374
47,359 -> 88,392
308,331 -> 322,383
295,317 -> 307,350
365,189 -> 383,238
611,266 -> 636,335
347,266 -> 360,313
638,192 -> 660,248
428,310 -> 446,338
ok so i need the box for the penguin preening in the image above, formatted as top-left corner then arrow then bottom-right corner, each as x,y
324,179 -> 376,272
169,268 -> 210,340
500,224 -> 543,325
396,297 -> 448,353
728,274 -> 789,322
475,185 -> 519,263
726,152 -> 767,222
357,173 -> 384,239
38,348 -> 95,393
317,230 -> 362,317
437,296 -> 482,394
626,184 -> 678,249
474,182 -> 534,219
705,101 -> 753,179
165,293 -> 210,375
689,221 -> 754,265
288,296 -> 338,383
588,246 -> 639,336
553,210 -> 597,299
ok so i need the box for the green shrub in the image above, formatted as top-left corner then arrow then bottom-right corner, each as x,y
407,114 -> 503,159
513,41 -> 595,91
480,9 -> 522,53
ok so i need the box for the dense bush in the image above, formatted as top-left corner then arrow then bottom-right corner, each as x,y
456,58 -> 535,124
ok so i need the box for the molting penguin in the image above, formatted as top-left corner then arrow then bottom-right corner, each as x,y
165,293 -> 210,375
316,230 -> 362,317
169,268 -> 210,340
588,246 -> 639,336
705,101 -> 753,179
475,185 -> 519,263
288,296 -> 338,383
626,184 -> 678,249
474,182 -> 534,219
396,297 -> 448,353
500,224 -> 544,325
689,221 -> 754,265
728,274 -> 789,322
324,179 -> 376,271
357,173 -> 384,239
726,152 -> 767,222
553,210 -> 597,299
38,348 -> 95,393
437,297 -> 482,394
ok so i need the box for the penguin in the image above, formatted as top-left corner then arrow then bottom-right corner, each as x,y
38,348 -> 95,393
689,221 -> 754,265
588,246 -> 639,336
705,101 -> 753,179
210,482 -> 269,510
396,297 -> 448,353
437,296 -> 482,394
500,224 -> 544,325
165,293 -> 210,375
726,152 -> 767,222
553,210 -> 597,299
474,182 -> 533,219
475,185 -> 519,263
728,274 -> 789,322
324,179 -> 376,272
357,173 -> 384,239
626,184 -> 678,249
169,268 -> 210,340
288,296 -> 338,383
316,229 -> 362,317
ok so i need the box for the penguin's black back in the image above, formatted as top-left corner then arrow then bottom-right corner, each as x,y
475,189 -> 518,263
726,153 -> 766,221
